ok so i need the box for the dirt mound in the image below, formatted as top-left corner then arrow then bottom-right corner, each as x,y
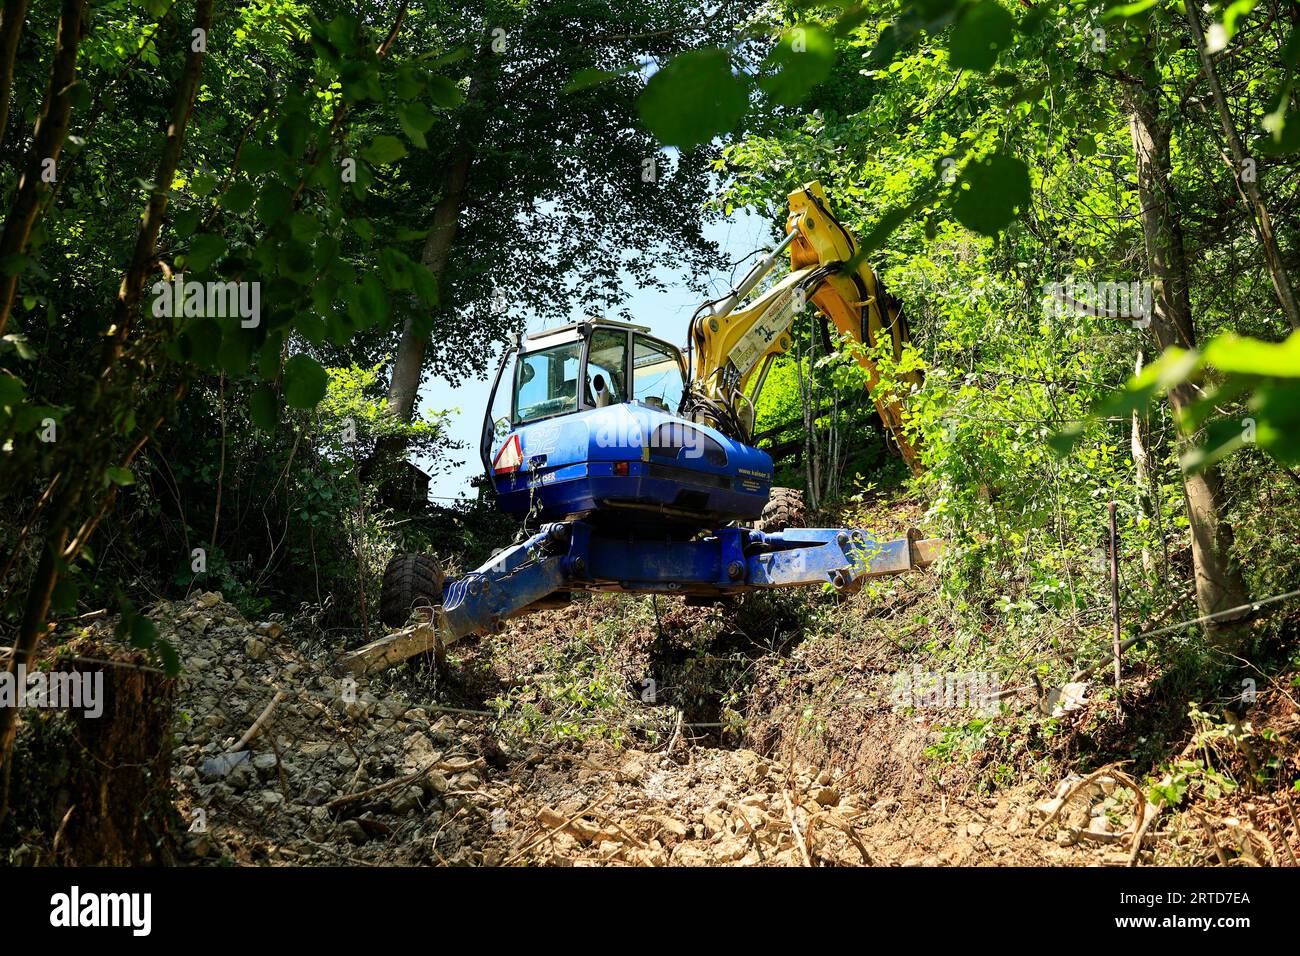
70,568 -> 1294,868
151,589 -> 1135,866
163,591 -> 888,865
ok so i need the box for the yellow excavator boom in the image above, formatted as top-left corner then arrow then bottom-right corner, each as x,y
688,182 -> 924,472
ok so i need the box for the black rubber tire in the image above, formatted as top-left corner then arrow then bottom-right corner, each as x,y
380,553 -> 445,628
757,487 -> 808,533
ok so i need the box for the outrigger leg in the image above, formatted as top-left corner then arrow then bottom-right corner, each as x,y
343,523 -> 941,675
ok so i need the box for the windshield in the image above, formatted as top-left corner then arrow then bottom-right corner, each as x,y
513,341 -> 582,423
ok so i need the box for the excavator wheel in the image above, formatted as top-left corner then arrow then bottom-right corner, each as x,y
757,487 -> 808,533
380,553 -> 445,628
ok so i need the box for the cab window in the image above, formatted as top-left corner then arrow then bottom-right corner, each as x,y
585,329 -> 628,406
633,336 -> 685,413
513,341 -> 582,423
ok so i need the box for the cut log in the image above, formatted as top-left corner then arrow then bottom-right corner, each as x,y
908,533 -> 943,568
341,613 -> 455,676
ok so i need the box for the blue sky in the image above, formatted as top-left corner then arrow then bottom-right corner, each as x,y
416,205 -> 775,499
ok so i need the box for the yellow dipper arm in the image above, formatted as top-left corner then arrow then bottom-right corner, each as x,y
688,181 -> 924,473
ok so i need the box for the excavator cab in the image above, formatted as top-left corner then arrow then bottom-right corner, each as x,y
481,319 -> 773,528
509,322 -> 683,423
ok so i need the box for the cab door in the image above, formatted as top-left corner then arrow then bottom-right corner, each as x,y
632,335 -> 686,414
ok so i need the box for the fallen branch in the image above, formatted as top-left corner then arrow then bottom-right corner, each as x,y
324,764 -> 433,812
1036,763 -> 1148,859
783,790 -> 813,867
228,690 -> 285,753
810,809 -> 874,865
503,791 -> 610,866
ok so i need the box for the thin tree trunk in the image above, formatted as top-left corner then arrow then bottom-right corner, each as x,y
0,0 -> 83,337
385,146 -> 474,421
0,0 -> 30,140
1184,0 -> 1300,330
1131,350 -> 1156,579
0,0 -> 214,782
386,57 -> 490,423
1125,48 -> 1250,643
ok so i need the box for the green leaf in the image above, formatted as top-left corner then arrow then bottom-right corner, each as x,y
951,152 -> 1031,235
241,144 -> 280,177
563,64 -> 638,94
105,466 -> 135,487
379,248 -> 413,290
294,310 -> 327,345
257,181 -> 294,225
289,212 -> 322,242
279,238 -> 315,281
183,233 -> 227,273
250,384 -> 279,432
283,354 -> 329,409
948,0 -> 1017,72
348,273 -> 389,327
760,26 -> 836,105
362,135 -> 408,165
429,75 -> 465,108
0,253 -> 31,276
0,372 -> 24,408
637,49 -> 748,150
327,14 -> 359,56
50,575 -> 78,617
218,328 -> 253,375
156,637 -> 180,677
128,613 -> 158,650
183,317 -> 222,368
392,64 -> 426,100
1222,0 -> 1259,41
1259,109 -> 1300,155
399,102 -> 434,133
190,170 -> 219,197
221,181 -> 256,215
277,111 -> 311,158
398,102 -> 435,148
1252,379 -> 1300,465
1101,0 -> 1158,21
3,333 -> 36,360
1050,348 -> 1201,455
411,263 -> 439,306
1202,331 -> 1300,378
173,208 -> 199,238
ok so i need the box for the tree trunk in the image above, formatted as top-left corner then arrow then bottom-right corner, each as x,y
2,641 -> 181,864
0,0 -> 83,337
0,0 -> 30,141
0,0 -> 214,782
385,54 -> 491,424
1126,51 -> 1250,642
1131,350 -> 1157,580
385,145 -> 474,421
1184,0 -> 1300,331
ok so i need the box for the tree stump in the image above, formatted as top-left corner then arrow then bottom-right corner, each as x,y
2,639 -> 181,865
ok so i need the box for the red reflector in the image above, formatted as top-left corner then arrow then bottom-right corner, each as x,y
613,461 -> 630,477
493,434 -> 522,474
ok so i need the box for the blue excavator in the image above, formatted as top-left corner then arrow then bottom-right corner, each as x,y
349,183 -> 939,674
